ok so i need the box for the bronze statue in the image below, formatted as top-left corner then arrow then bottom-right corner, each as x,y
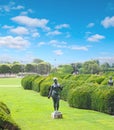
48,77 -> 62,111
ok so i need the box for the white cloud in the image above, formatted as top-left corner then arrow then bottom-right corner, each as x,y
10,26 -> 29,35
101,16 -> 114,28
32,32 -> 40,37
0,2 -> 24,13
69,45 -> 88,51
53,50 -> 63,55
12,5 -> 24,10
20,9 -> 33,15
11,16 -> 50,31
87,34 -> 105,42
0,36 -> 30,49
47,30 -> 62,36
38,42 -> 46,46
55,24 -> 70,29
49,40 -> 67,45
87,23 -> 95,28
2,25 -> 13,29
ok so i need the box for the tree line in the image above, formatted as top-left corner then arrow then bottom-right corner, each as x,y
0,59 -> 114,75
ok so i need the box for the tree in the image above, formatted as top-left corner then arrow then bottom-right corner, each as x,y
37,62 -> 51,75
0,64 -> 11,74
101,62 -> 110,72
33,59 -> 44,64
57,64 -> 73,74
25,64 -> 36,72
11,64 -> 22,73
81,60 -> 100,74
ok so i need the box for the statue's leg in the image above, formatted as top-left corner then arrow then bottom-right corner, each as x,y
56,97 -> 60,111
52,97 -> 56,111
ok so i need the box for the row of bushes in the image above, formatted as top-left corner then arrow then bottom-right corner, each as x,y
21,73 -> 114,115
0,102 -> 20,130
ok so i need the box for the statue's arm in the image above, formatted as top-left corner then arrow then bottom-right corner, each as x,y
48,86 -> 53,98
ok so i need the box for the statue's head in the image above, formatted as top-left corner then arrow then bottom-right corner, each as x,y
53,77 -> 58,83
110,76 -> 112,79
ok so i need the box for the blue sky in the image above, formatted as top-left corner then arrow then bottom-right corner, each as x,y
0,0 -> 114,65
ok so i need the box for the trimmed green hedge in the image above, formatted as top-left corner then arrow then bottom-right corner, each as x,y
21,73 -> 114,115
68,84 -> 97,109
21,75 -> 38,90
0,102 -> 20,130
32,76 -> 46,92
91,85 -> 114,114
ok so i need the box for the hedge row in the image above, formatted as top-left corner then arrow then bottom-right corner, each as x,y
21,73 -> 114,115
0,102 -> 20,130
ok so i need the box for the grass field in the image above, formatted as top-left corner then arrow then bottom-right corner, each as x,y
0,78 -> 114,130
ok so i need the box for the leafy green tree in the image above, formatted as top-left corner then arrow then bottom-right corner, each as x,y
11,64 -> 22,73
37,62 -> 51,75
101,62 -> 110,72
0,64 -> 11,74
57,64 -> 73,74
33,59 -> 44,64
81,60 -> 100,74
25,64 -> 36,72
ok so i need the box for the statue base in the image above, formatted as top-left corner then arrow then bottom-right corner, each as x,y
51,111 -> 63,119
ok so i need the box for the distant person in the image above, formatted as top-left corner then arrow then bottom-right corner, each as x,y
108,76 -> 113,86
48,77 -> 63,111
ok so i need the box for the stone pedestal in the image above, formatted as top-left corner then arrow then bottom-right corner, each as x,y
51,111 -> 63,119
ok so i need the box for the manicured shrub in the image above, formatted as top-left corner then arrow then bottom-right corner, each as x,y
0,102 -> 20,129
91,85 -> 114,115
40,81 -> 51,96
95,76 -> 105,84
40,75 -> 54,96
68,87 -> 90,109
68,84 -> 97,109
106,88 -> 114,114
21,75 -> 38,90
32,76 -> 46,92
61,80 -> 78,101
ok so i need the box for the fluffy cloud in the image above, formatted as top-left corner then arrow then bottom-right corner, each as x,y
0,2 -> 24,12
0,36 -> 30,49
10,26 -> 29,35
87,23 -> 95,28
32,32 -> 40,38
2,25 -> 13,29
69,45 -> 88,51
55,24 -> 70,29
101,16 -> 114,28
87,34 -> 105,42
46,30 -> 62,36
38,42 -> 46,46
11,16 -> 50,31
53,50 -> 63,55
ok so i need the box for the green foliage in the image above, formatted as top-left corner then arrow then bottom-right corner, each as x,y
86,75 -> 105,84
68,84 -> 97,109
0,102 -> 20,129
40,75 -> 54,96
21,72 -> 114,115
21,75 -> 38,90
57,64 -> 73,74
61,79 -> 78,101
91,85 -> 114,115
32,76 -> 46,92
25,64 -> 36,72
0,64 -> 11,74
11,64 -> 22,73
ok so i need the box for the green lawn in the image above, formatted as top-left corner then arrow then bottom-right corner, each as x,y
0,78 -> 114,130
